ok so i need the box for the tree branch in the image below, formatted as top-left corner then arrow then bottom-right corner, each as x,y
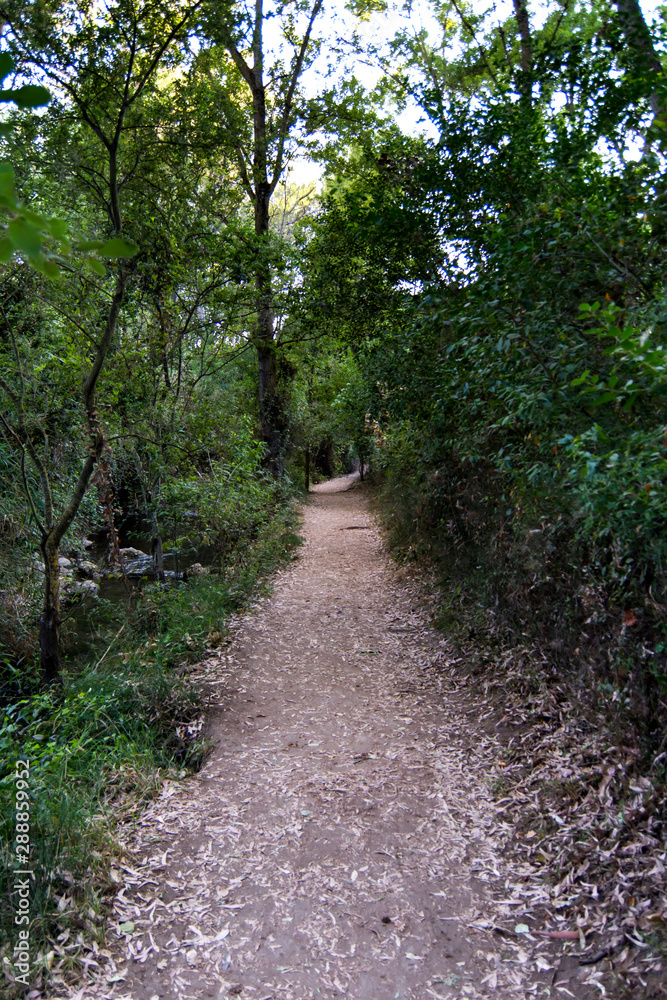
449,0 -> 500,87
0,411 -> 46,537
271,0 -> 323,192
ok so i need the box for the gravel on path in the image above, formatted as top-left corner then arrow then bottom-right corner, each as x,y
88,475 -> 548,1000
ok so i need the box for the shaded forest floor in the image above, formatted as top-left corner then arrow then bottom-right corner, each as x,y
59,476 -> 665,1000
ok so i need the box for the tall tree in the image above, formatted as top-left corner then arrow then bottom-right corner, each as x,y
613,0 -> 666,131
0,0 -> 201,681
512,0 -> 533,103
202,0 -> 324,473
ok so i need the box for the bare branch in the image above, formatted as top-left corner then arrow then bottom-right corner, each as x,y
271,0 -> 323,192
450,0 -> 500,87
0,411 -> 46,536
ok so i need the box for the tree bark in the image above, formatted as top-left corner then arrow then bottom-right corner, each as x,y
217,0 -> 323,475
613,0 -> 666,128
254,179 -> 284,473
39,538 -> 62,684
38,266 -> 127,681
305,446 -> 310,492
251,56 -> 285,473
512,0 -> 533,103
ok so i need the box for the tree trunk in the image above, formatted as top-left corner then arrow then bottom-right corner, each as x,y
512,0 -> 533,103
613,0 -> 666,127
35,266 -> 127,682
256,325 -> 284,475
254,171 -> 285,474
40,537 -> 62,685
360,457 -> 365,482
316,437 -> 336,478
217,0 -> 323,474
305,446 -> 310,492
217,0 -> 323,475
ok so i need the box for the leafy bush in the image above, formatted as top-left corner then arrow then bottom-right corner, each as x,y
152,417 -> 291,568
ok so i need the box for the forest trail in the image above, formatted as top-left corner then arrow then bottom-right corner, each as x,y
96,476 -> 538,1000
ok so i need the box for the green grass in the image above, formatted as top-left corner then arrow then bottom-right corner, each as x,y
0,503 -> 302,996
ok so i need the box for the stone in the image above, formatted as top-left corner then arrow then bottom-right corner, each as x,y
77,559 -> 100,581
188,562 -> 208,576
67,579 -> 100,599
118,548 -> 153,575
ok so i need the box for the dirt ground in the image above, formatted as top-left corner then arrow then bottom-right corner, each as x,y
80,475 -> 605,1000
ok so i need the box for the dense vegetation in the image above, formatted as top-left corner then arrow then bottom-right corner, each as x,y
0,0 -> 666,993
300,0 -> 667,745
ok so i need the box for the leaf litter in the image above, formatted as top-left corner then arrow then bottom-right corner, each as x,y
50,474 -> 665,1000
432,628 -> 667,999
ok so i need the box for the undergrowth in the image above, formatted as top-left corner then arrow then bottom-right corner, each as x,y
374,447 -> 667,761
0,501 -> 301,997
372,473 -> 667,996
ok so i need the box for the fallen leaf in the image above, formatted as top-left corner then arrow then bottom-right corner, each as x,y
535,930 -> 579,941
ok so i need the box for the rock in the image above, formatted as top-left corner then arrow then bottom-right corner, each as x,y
58,556 -> 74,580
188,562 -> 208,576
64,579 -> 100,600
31,554 -> 75,578
77,559 -> 100,581
82,538 -> 93,549
123,560 -> 152,575
118,548 -> 153,575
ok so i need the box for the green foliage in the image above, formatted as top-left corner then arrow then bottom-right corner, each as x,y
0,0 -> 666,977
574,299 -> 667,407
0,489 -> 300,991
0,649 -> 201,988
282,341 -> 374,481
296,0 -> 667,753
153,418 -> 294,566
0,55 -> 138,277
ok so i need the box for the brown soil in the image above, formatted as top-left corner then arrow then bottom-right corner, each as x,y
83,476 -> 602,1000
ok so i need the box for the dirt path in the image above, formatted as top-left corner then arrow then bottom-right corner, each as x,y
98,477 -> 536,1000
